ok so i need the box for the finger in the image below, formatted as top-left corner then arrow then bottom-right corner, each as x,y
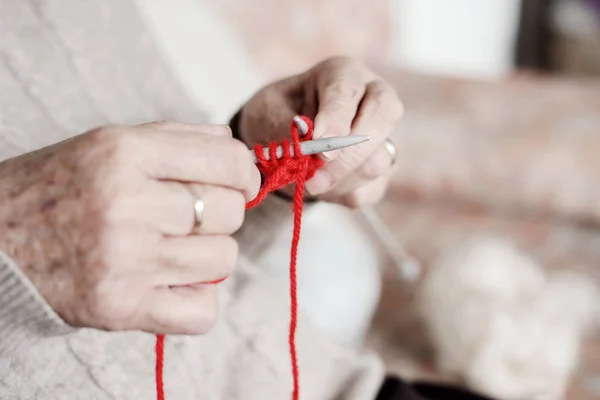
136,121 -> 233,137
156,235 -> 238,284
125,181 -> 245,236
103,180 -> 191,236
186,183 -> 246,235
338,173 -> 391,209
158,181 -> 246,236
321,143 -> 393,198
140,285 -> 219,334
307,80 -> 402,196
312,64 -> 367,149
131,131 -> 261,201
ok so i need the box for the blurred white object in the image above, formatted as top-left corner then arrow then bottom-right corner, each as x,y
138,1 -> 386,347
388,0 -> 522,79
417,238 -> 600,400
254,203 -> 382,347
136,0 -> 265,123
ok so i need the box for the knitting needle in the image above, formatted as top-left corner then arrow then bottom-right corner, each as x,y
250,135 -> 370,163
292,116 -> 421,281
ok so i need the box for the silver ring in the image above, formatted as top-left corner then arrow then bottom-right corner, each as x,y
384,138 -> 397,166
191,194 -> 204,233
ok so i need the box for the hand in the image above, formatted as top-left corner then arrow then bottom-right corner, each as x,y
0,122 -> 260,335
238,56 -> 403,207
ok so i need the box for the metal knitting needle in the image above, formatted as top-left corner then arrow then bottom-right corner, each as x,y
250,135 -> 370,163
292,116 -> 421,281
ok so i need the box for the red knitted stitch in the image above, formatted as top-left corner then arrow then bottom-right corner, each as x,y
155,116 -> 323,400
155,334 -> 165,400
247,115 -> 323,400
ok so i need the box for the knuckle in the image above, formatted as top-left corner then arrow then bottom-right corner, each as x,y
325,78 -> 363,102
91,127 -> 140,165
336,147 -> 366,173
359,155 -> 391,179
323,55 -> 358,70
319,118 -> 347,138
370,85 -> 404,121
217,124 -> 233,136
227,191 -> 246,232
230,137 -> 252,159
223,139 -> 253,185
344,192 -> 365,209
90,125 -> 126,146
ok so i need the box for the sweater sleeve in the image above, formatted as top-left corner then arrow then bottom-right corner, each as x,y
234,192 -> 297,263
0,250 -> 75,356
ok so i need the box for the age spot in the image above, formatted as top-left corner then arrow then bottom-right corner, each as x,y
41,198 -> 57,212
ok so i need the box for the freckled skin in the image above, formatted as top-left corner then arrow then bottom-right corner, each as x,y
0,57 -> 403,335
0,133 -> 116,327
0,123 -> 258,335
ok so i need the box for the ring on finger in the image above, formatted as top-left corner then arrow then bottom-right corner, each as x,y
384,138 -> 397,166
190,192 -> 205,234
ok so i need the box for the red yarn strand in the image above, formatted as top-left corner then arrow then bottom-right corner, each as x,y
288,172 -> 305,400
155,116 -> 323,400
155,334 -> 165,400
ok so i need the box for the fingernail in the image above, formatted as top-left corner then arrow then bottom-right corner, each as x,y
293,115 -> 309,136
305,170 -> 332,195
321,149 -> 340,161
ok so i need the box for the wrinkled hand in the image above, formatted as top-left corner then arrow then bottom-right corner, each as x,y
0,122 -> 260,334
239,56 -> 403,207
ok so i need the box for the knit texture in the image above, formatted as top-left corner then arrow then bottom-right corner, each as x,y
0,1 -> 385,399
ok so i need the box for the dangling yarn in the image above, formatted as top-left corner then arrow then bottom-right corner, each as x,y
155,116 -> 324,400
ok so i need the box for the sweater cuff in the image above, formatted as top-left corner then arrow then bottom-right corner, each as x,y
0,251 -> 75,355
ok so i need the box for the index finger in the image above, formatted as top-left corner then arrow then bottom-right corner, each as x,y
312,64 -> 369,148
130,129 -> 261,202
308,80 -> 403,194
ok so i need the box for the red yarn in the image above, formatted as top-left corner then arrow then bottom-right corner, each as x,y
155,334 -> 165,400
247,115 -> 323,400
155,115 -> 323,400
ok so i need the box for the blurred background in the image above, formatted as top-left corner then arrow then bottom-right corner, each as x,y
142,1 -> 600,398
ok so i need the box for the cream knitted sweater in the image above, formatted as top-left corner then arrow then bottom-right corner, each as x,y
0,0 -> 384,399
